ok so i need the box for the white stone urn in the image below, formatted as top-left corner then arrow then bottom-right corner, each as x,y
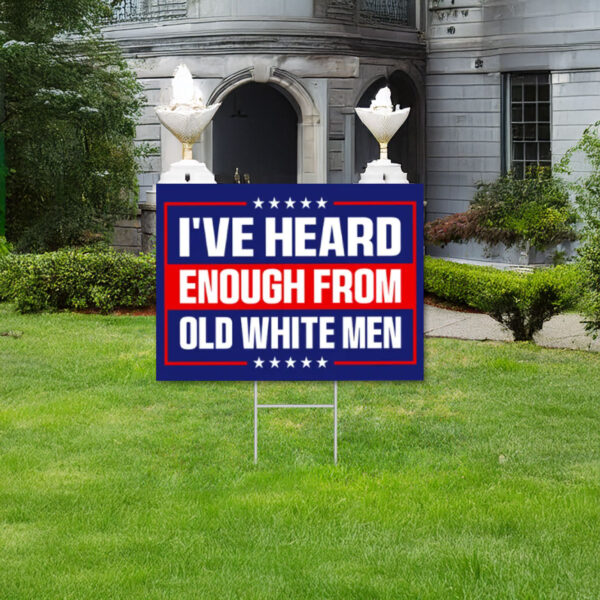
155,65 -> 221,165
355,86 -> 411,184
146,64 -> 221,203
142,65 -> 221,250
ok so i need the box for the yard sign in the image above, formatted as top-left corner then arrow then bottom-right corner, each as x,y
156,184 -> 423,381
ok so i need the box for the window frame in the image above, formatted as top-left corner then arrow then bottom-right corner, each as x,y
501,72 -> 552,177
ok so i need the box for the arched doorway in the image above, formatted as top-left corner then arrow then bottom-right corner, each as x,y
354,71 -> 423,184
212,82 -> 299,184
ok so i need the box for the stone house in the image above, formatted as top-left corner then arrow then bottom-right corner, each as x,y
105,0 -> 600,263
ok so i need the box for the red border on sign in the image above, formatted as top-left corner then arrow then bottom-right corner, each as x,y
163,200 -> 418,367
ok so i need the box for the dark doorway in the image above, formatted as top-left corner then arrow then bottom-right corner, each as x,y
213,82 -> 298,184
355,71 -> 423,184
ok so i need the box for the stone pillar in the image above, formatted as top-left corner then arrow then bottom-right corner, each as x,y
111,211 -> 142,253
140,198 -> 156,254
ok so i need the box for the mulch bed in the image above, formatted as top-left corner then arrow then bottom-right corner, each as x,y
424,294 -> 482,314
75,307 -> 156,317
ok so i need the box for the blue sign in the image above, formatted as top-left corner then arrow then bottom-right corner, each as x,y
156,184 -> 423,381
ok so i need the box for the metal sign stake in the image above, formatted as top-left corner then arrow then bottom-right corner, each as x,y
254,380 -> 258,464
253,381 -> 338,465
334,380 -> 338,465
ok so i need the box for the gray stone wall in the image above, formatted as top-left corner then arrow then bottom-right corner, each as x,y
552,70 -> 600,176
135,80 -> 162,202
426,72 -> 501,222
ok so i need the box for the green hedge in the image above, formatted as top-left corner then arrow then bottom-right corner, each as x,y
0,249 -> 155,313
424,257 -> 582,341
0,250 -> 582,341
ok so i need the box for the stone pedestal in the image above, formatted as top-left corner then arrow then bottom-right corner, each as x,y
158,159 -> 217,184
359,158 -> 408,184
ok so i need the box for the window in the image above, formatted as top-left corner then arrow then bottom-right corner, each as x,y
111,0 -> 187,23
504,73 -> 551,178
360,0 -> 411,26
326,1 -> 414,27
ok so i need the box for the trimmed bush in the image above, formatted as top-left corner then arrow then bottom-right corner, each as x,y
0,250 -> 582,340
0,249 -> 155,313
424,257 -> 582,341
0,252 -> 26,301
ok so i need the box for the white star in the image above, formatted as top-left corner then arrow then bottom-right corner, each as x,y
286,357 -> 296,368
270,357 -> 280,368
269,197 -> 280,209
301,197 -> 311,209
317,198 -> 327,209
301,357 -> 312,368
317,357 -> 328,368
254,198 -> 264,209
285,197 -> 296,209
254,357 -> 264,368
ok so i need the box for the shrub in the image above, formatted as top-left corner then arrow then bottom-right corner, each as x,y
426,168 -> 578,252
424,257 -> 582,341
424,208 -> 490,247
0,249 -> 155,313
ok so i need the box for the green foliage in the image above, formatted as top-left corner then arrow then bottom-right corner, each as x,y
0,248 -> 155,313
472,167 -> 578,250
0,235 -> 11,256
0,0 -> 147,251
424,257 -> 582,341
425,168 -> 578,252
577,229 -> 600,335
558,121 -> 600,336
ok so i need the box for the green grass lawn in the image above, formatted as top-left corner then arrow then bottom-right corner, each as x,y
1,303 -> 599,599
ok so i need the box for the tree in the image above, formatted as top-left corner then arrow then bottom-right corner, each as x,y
0,0 -> 146,251
558,122 -> 600,336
